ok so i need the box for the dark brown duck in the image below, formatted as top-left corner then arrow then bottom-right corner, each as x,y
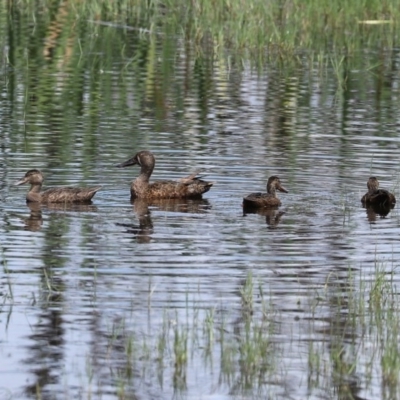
116,150 -> 213,199
361,176 -> 396,207
14,169 -> 102,203
243,176 -> 288,208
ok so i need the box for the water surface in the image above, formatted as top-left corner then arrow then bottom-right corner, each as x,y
1,11 -> 400,400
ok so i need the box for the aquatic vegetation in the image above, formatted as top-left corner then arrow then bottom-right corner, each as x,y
76,265 -> 400,398
1,254 -> 13,302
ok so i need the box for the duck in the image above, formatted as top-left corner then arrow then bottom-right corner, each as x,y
116,150 -> 213,199
14,169 -> 102,203
243,176 -> 288,208
361,176 -> 396,207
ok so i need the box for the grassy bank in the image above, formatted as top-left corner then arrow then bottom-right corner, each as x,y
2,0 -> 397,130
11,0 -> 399,60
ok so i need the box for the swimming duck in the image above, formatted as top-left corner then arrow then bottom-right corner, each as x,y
116,150 -> 213,199
14,169 -> 102,203
361,176 -> 396,207
243,176 -> 288,208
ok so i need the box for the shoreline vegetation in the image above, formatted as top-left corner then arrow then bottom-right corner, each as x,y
2,0 -> 397,100
8,0 -> 398,59
2,1 -> 397,153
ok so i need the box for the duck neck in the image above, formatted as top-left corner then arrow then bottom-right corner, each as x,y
26,183 -> 42,202
29,183 -> 42,193
137,164 -> 154,183
267,185 -> 277,197
368,185 -> 378,194
132,164 -> 153,198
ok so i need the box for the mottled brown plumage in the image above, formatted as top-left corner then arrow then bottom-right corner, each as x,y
14,169 -> 102,203
361,177 -> 396,207
243,176 -> 288,209
116,150 -> 214,199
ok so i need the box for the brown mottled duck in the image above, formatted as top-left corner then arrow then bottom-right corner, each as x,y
116,150 -> 214,199
361,176 -> 396,207
14,169 -> 102,203
243,176 -> 288,209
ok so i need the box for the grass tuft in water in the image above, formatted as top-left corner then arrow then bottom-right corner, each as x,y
239,271 -> 254,315
172,313 -> 188,391
77,263 -> 400,398
2,254 -> 13,301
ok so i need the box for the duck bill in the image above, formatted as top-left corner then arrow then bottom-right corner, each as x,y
278,185 -> 288,193
14,177 -> 28,186
116,157 -> 137,168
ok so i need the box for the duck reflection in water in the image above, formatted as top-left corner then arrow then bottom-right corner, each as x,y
23,203 -> 43,231
21,203 -> 99,232
145,197 -> 212,213
117,198 -> 211,243
117,199 -> 154,244
364,203 -> 393,222
243,207 -> 285,228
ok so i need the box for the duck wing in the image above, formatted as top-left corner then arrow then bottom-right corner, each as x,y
41,186 -> 102,203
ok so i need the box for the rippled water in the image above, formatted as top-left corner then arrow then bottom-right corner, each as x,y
1,13 -> 400,400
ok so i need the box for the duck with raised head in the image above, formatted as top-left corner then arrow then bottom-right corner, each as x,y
361,176 -> 396,207
243,176 -> 288,208
116,150 -> 213,199
14,169 -> 102,203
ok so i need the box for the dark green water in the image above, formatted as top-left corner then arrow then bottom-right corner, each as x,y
1,6 -> 400,400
